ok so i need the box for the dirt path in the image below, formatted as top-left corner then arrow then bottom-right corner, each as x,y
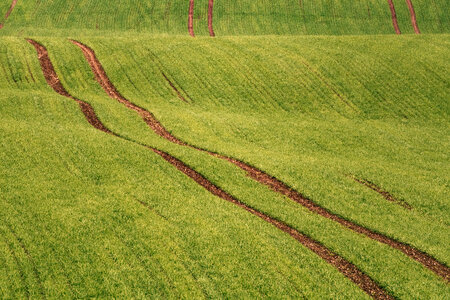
71,40 -> 450,283
387,0 -> 401,34
208,0 -> 215,37
353,177 -> 412,210
188,0 -> 195,37
405,0 -> 421,34
0,0 -> 18,29
27,39 -> 393,299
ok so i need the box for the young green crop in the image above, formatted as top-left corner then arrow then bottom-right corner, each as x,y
1,34 -> 447,297
1,0 -> 449,36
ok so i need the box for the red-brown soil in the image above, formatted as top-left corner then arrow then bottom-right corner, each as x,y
208,0 -> 215,37
28,39 -> 393,298
0,0 -> 18,29
188,0 -> 195,37
353,177 -> 412,209
72,40 -> 450,282
405,0 -> 421,34
387,0 -> 402,34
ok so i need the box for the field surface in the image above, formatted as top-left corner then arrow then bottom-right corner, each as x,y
0,1 -> 449,299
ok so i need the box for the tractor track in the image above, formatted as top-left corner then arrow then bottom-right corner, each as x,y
387,0 -> 401,34
27,38 -> 392,299
1,233 -> 29,298
72,40 -> 450,283
353,177 -> 412,210
405,0 -> 421,34
208,0 -> 215,37
0,0 -> 18,29
161,71 -> 188,103
188,0 -> 195,37
6,224 -> 45,298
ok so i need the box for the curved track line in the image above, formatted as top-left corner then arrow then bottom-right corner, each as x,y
188,0 -> 195,37
27,39 -> 392,299
405,0 -> 421,34
0,0 -> 18,29
71,40 -> 450,282
387,0 -> 401,34
208,0 -> 215,37
161,71 -> 188,103
6,224 -> 45,298
1,234 -> 29,298
352,177 -> 412,210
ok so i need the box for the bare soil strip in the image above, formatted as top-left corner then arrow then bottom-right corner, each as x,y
188,0 -> 195,37
161,71 -> 188,103
72,40 -> 450,282
353,177 -> 412,210
208,0 -> 215,37
387,0 -> 402,34
27,39 -> 392,299
0,0 -> 18,29
405,0 -> 421,34
28,40 -> 112,134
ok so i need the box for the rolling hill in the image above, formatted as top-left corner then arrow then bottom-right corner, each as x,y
1,0 -> 449,298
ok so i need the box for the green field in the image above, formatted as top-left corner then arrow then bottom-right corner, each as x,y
1,1 -> 449,299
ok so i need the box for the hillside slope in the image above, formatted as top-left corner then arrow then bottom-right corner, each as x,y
0,35 -> 449,298
0,0 -> 449,35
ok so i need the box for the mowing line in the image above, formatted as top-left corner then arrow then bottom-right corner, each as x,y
208,0 -> 215,37
0,0 -> 18,29
387,0 -> 401,34
352,177 -> 413,210
27,39 -> 392,299
405,0 -> 421,34
71,40 -> 450,282
188,0 -> 195,37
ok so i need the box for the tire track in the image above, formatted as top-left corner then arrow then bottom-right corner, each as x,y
6,224 -> 45,298
405,0 -> 421,34
387,0 -> 401,34
72,40 -> 450,283
0,0 -> 18,29
27,39 -> 393,299
188,0 -> 195,37
1,233 -> 29,298
208,0 -> 215,37
352,177 -> 412,210
161,71 -> 188,103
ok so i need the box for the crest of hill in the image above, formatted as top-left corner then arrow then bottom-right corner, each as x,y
0,0 -> 448,36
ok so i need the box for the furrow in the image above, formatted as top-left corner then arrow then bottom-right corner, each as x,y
405,0 -> 421,34
161,71 -> 188,103
6,224 -> 45,298
1,234 -> 29,298
298,59 -> 358,112
387,0 -> 402,34
208,0 -> 215,37
72,40 -> 450,283
352,177 -> 413,210
0,0 -> 18,29
27,38 -> 392,299
188,0 -> 195,37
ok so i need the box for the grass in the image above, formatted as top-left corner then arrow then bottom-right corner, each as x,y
1,1 -> 449,298
1,0 -> 449,36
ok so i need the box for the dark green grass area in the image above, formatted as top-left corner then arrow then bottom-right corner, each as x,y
0,0 -> 449,36
1,35 -> 447,298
